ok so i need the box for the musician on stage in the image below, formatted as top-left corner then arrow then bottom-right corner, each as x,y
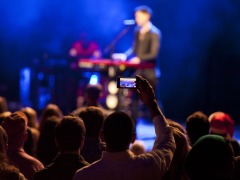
127,5 -> 161,88
69,32 -> 102,59
126,5 -> 162,121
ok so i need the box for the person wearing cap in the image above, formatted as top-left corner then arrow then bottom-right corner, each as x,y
73,75 -> 176,180
209,111 -> 240,156
2,111 -> 44,180
184,134 -> 235,179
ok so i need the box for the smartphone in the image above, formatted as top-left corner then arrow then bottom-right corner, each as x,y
117,77 -> 137,89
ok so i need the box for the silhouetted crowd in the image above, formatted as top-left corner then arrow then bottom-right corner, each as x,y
0,75 -> 239,180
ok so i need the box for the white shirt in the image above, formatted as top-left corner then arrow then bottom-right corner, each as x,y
73,115 -> 176,180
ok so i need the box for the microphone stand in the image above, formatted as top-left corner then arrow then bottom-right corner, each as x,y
104,25 -> 133,57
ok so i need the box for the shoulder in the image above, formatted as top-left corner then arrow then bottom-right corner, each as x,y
21,152 -> 44,168
74,160 -> 100,177
150,25 -> 162,37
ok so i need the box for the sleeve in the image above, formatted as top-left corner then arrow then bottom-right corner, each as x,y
149,115 -> 176,176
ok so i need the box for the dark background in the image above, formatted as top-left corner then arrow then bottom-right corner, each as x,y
0,0 -> 240,121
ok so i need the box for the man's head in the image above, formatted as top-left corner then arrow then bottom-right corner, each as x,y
0,96 -> 8,114
78,106 -> 104,138
134,5 -> 152,27
186,111 -> 210,145
101,112 -> 135,152
84,84 -> 102,106
184,135 -> 234,179
21,107 -> 38,129
55,116 -> 86,153
209,111 -> 234,138
2,111 -> 28,148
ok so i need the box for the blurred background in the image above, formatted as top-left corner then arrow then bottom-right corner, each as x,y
0,0 -> 240,122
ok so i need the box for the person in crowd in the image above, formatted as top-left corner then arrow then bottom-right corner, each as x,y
36,115 -> 61,166
73,84 -> 112,117
39,103 -> 63,131
209,111 -> 240,156
33,116 -> 89,180
73,75 -> 176,180
78,106 -> 105,163
185,111 -> 210,146
168,119 -> 186,134
232,156 -> 240,180
0,96 -> 11,125
130,140 -> 146,155
22,107 -> 40,157
184,134 -> 235,179
0,111 -> 11,125
0,125 -> 26,180
0,96 -> 8,114
2,111 -> 44,179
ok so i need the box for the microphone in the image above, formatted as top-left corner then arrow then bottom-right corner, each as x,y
123,19 -> 135,25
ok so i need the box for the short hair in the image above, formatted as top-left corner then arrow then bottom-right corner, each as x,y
134,5 -> 153,16
39,103 -> 63,131
21,107 -> 38,129
0,96 -> 8,114
103,112 -> 135,151
186,111 -> 210,145
78,107 -> 104,137
55,116 -> 85,152
2,111 -> 28,147
85,84 -> 102,99
168,119 -> 186,134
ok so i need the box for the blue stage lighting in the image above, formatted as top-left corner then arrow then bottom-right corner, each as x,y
89,74 -> 99,85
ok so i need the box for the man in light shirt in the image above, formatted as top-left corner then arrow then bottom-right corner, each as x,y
73,75 -> 176,180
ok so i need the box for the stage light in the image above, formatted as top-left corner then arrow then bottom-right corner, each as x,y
106,94 -> 118,109
89,74 -> 99,85
108,81 -> 118,94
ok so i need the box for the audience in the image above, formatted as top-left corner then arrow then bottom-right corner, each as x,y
0,96 -> 8,114
130,140 -> 146,155
33,116 -> 89,180
78,106 -> 105,163
2,111 -> 44,179
1,77 -> 240,180
39,103 -> 63,131
232,155 -> 240,180
0,125 -> 26,180
209,111 -> 240,156
73,75 -> 176,180
73,84 -> 112,117
0,111 -> 11,125
22,107 -> 40,157
184,134 -> 235,179
0,96 -> 11,125
186,111 -> 210,146
36,115 -> 61,166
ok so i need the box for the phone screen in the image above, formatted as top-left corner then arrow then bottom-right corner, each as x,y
117,77 -> 137,89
